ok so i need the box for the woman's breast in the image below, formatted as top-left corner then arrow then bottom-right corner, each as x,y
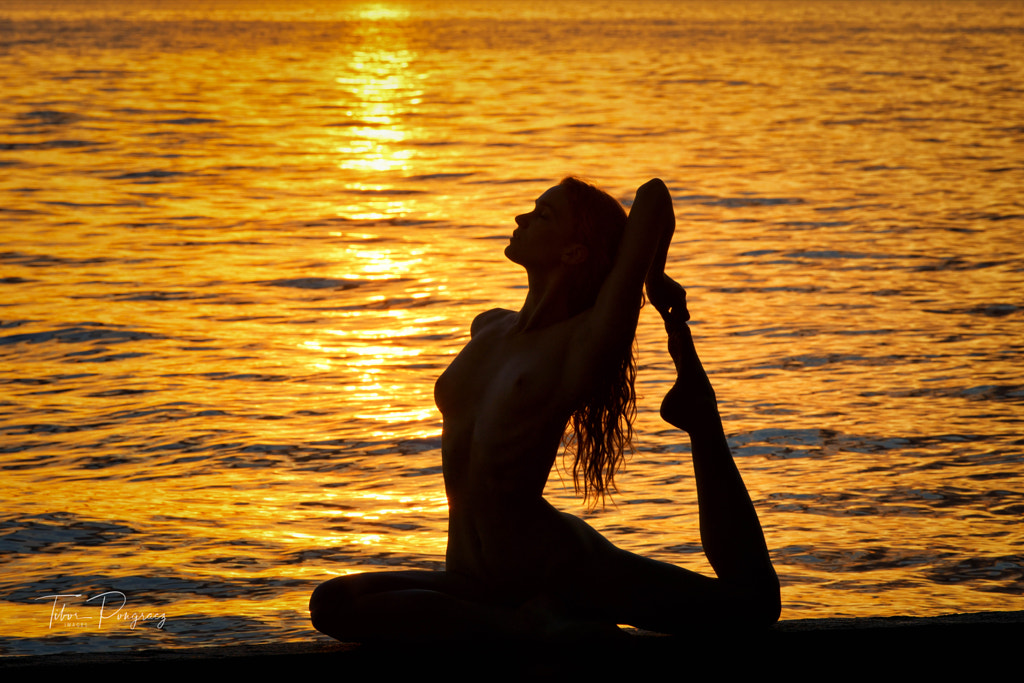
433,331 -> 497,418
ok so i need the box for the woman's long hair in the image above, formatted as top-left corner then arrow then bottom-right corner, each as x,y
558,177 -> 639,508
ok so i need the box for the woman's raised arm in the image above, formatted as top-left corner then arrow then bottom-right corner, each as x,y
571,178 -> 675,369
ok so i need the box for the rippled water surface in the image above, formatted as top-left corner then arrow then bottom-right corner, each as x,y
2,0 -> 1023,655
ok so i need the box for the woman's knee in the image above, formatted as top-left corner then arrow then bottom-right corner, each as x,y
311,573 -> 417,641
309,576 -> 359,636
739,576 -> 781,628
309,570 -> 458,638
758,578 -> 782,626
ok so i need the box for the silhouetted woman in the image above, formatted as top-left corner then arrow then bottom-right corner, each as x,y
309,178 -> 780,640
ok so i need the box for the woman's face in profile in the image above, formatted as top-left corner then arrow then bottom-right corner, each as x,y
506,185 -> 579,269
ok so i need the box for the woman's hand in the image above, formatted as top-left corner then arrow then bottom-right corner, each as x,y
647,272 -> 689,324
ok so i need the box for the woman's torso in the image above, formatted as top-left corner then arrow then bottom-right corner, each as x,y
434,308 -> 598,594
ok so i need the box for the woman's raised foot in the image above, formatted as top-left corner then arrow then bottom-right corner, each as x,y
652,282 -> 718,434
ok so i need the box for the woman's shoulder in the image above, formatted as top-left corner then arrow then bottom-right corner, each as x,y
470,308 -> 516,338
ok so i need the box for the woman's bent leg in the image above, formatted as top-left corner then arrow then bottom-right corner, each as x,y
310,570 -> 624,642
648,280 -> 779,628
561,278 -> 779,633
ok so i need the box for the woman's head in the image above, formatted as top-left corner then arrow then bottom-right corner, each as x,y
507,177 -> 628,315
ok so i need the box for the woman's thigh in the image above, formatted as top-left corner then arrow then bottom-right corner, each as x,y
550,514 -> 733,633
563,538 -> 780,633
310,569 -> 495,641
311,569 -> 480,609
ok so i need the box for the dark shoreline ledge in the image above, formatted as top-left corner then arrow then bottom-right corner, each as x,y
3,611 -> 1022,676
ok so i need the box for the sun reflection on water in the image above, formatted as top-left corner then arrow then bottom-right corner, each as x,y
332,44 -> 421,172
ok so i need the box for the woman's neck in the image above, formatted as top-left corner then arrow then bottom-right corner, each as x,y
514,268 -> 578,332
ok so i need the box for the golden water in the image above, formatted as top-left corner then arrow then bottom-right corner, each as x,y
1,0 -> 1022,654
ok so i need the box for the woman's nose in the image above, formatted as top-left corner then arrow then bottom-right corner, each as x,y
515,213 -> 527,227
